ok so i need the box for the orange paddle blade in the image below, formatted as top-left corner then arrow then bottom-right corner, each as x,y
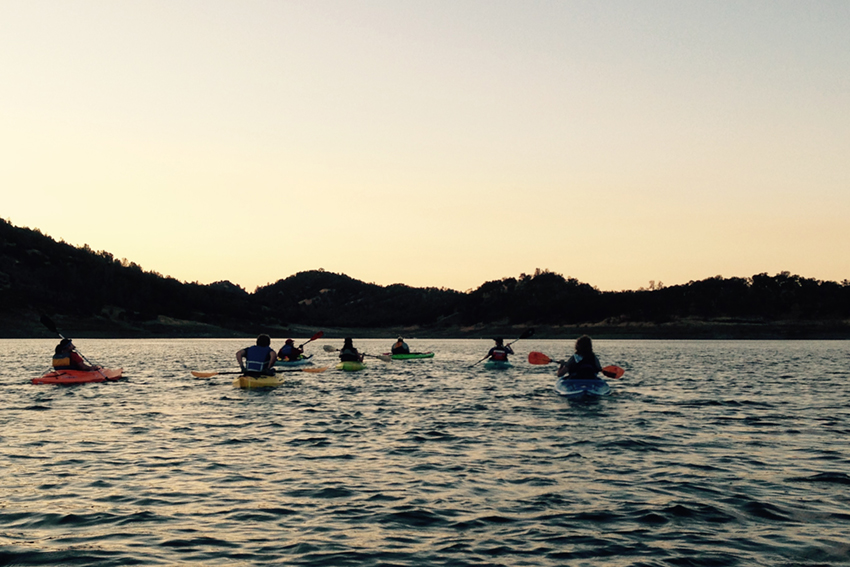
301,366 -> 329,373
528,351 -> 553,365
602,365 -> 625,379
191,371 -> 218,378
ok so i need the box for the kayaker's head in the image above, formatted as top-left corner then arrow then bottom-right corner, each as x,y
575,335 -> 593,356
55,339 -> 73,354
397,337 -> 404,342
285,339 -> 294,345
256,334 -> 271,347
494,337 -> 504,346
343,337 -> 354,348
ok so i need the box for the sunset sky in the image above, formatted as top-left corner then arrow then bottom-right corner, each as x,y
3,1 -> 849,293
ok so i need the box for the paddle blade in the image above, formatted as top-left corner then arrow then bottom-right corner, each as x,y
301,366 -> 329,373
323,345 -> 338,353
528,351 -> 553,365
300,331 -> 324,347
602,365 -> 625,379
40,315 -> 59,335
375,354 -> 392,363
192,371 -> 218,378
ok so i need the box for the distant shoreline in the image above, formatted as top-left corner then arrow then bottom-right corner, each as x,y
5,314 -> 850,340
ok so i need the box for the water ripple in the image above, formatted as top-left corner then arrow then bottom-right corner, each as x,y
1,338 -> 849,566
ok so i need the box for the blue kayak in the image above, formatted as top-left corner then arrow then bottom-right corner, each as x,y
483,360 -> 512,370
274,354 -> 313,367
554,377 -> 611,400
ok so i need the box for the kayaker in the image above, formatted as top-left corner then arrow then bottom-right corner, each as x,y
486,337 -> 513,362
236,334 -> 277,376
277,339 -> 304,361
557,335 -> 618,379
391,337 -> 410,355
339,337 -> 364,362
52,339 -> 98,371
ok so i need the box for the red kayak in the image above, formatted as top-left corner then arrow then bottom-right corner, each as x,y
32,368 -> 124,385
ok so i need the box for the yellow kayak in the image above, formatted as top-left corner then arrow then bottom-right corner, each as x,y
336,361 -> 366,371
232,375 -> 285,389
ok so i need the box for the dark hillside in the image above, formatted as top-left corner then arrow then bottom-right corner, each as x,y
254,271 -> 465,328
0,218 -> 258,336
459,270 -> 603,325
2,218 -> 849,338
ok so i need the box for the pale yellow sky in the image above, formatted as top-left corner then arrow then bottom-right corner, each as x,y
3,1 -> 849,292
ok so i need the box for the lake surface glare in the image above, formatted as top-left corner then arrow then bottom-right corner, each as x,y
2,338 -> 849,566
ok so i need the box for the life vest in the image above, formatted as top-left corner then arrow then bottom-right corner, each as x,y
278,345 -> 299,361
490,347 -> 509,361
53,350 -> 85,370
245,345 -> 275,372
391,342 -> 409,355
52,354 -> 73,370
340,347 -> 360,362
567,354 -> 600,380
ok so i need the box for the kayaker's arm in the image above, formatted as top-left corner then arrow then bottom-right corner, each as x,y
236,348 -> 247,372
71,351 -> 96,371
593,355 -> 614,377
556,356 -> 573,378
265,350 -> 277,370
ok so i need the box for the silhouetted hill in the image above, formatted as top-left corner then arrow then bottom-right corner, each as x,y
0,218 -> 258,337
254,271 -> 464,328
2,218 -> 849,338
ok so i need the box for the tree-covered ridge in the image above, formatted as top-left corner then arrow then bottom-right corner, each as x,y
0,218 -> 255,334
254,269 -> 466,328
2,218 -> 849,337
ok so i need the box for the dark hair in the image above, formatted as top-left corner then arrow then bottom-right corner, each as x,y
55,339 -> 72,354
256,334 -> 271,347
494,337 -> 504,345
575,335 -> 593,357
343,337 -> 354,346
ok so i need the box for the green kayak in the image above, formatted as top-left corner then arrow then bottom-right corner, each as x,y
382,352 -> 435,360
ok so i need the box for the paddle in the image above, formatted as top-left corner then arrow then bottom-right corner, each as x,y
192,366 -> 329,378
469,328 -> 535,368
39,314 -> 105,376
278,331 -> 325,362
528,351 -> 625,379
298,331 -> 324,349
322,344 -> 392,362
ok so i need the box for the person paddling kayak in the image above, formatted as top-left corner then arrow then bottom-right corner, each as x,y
277,338 -> 304,362
486,337 -> 513,363
236,334 -> 277,376
339,337 -> 364,362
557,335 -> 619,380
52,338 -> 99,371
391,337 -> 410,355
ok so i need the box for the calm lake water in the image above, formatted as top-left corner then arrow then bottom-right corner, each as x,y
1,338 -> 849,566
